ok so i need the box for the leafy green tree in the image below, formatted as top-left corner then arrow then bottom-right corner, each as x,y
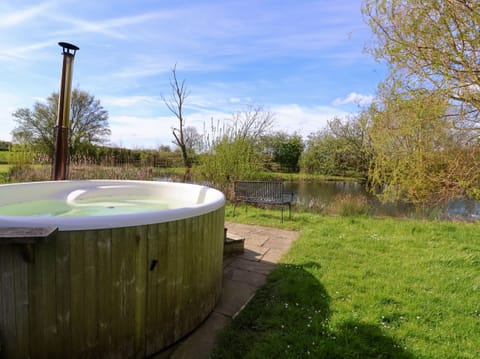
263,132 -> 304,172
300,130 -> 337,175
11,88 -> 110,161
367,87 -> 480,207
300,115 -> 371,178
327,115 -> 371,177
363,0 -> 480,206
363,0 -> 480,127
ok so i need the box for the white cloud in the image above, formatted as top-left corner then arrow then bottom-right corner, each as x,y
0,92 -> 34,142
47,10 -> 173,40
333,92 -> 375,106
112,64 -> 170,79
0,2 -> 52,28
271,104 -> 351,137
106,104 -> 355,149
102,95 -> 161,108
108,115 -> 173,148
107,111 -> 225,149
0,41 -> 53,60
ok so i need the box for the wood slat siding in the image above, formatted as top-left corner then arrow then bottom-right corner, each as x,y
145,223 -> 162,355
97,229 -> 113,355
13,246 -> 30,359
0,207 -> 224,358
70,230 -> 86,356
0,246 -> 17,358
55,231 -> 72,357
134,226 -> 148,359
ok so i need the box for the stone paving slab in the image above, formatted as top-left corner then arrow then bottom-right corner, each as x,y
228,257 -> 275,275
223,266 -> 268,287
263,237 -> 294,251
222,255 -> 237,268
243,235 -> 269,247
262,248 -> 288,264
154,222 -> 299,358
169,312 -> 231,359
214,278 -> 258,318
239,245 -> 269,261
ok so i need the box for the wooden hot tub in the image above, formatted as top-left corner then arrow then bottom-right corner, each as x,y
0,180 -> 225,358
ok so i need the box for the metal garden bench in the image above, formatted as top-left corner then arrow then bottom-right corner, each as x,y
233,180 -> 294,222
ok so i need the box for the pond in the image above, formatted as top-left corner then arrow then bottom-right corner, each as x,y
155,176 -> 480,220
284,181 -> 480,220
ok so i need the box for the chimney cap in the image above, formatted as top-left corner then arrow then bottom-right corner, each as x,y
58,42 -> 79,56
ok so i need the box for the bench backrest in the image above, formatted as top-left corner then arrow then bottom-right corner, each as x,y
234,181 -> 284,202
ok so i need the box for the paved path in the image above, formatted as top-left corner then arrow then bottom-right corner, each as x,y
154,222 -> 299,359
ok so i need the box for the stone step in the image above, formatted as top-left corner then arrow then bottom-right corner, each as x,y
223,228 -> 245,256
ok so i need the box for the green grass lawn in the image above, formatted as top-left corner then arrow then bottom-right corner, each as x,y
213,208 -> 480,358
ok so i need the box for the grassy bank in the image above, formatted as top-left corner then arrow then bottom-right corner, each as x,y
214,209 -> 480,358
258,171 -> 361,182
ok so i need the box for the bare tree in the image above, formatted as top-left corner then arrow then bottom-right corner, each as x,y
162,65 -> 191,181
200,105 -> 275,152
230,104 -> 275,142
183,126 -> 202,154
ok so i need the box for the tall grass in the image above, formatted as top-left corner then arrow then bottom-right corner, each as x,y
291,193 -> 370,217
0,162 -> 186,183
328,193 -> 369,216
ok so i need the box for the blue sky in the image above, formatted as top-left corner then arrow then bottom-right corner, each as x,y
0,0 -> 386,149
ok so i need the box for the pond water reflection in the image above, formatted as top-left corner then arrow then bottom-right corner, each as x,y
284,181 -> 480,220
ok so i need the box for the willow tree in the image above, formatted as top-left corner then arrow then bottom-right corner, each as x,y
363,0 -> 480,129
363,0 -> 480,207
367,84 -> 480,207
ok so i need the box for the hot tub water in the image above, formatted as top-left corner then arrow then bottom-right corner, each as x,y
0,196 -> 170,217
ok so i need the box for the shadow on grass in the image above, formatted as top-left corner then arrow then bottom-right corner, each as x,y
211,262 -> 413,359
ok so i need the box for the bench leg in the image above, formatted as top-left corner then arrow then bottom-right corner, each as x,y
280,204 -> 291,223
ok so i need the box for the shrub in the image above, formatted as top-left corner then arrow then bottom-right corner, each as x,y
197,137 -> 261,196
